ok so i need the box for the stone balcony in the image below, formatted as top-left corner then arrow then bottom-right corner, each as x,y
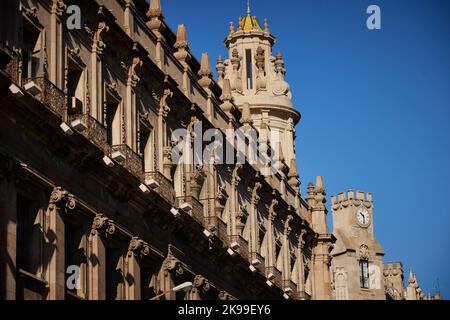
145,171 -> 176,205
24,77 -> 65,119
68,114 -> 109,154
111,144 -> 143,181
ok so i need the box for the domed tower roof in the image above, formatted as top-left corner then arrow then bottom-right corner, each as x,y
219,1 -> 301,175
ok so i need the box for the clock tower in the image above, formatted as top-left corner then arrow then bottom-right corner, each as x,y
329,190 -> 386,300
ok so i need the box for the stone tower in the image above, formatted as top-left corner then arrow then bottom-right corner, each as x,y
330,190 -> 385,300
219,1 -> 300,173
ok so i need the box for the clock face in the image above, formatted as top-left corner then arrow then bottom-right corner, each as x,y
356,208 -> 370,227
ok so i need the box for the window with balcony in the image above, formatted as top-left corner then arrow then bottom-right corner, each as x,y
140,122 -> 154,173
21,19 -> 42,79
106,94 -> 121,146
67,60 -> 84,115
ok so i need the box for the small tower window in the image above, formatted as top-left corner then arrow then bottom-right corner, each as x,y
359,260 -> 370,289
245,49 -> 253,90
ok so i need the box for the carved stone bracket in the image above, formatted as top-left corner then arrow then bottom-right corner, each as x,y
284,215 -> 294,236
218,291 -> 232,300
159,88 -> 173,118
49,187 -> 76,212
90,213 -> 115,236
127,236 -> 150,258
162,255 -> 184,276
268,198 -> 278,221
359,244 -> 370,260
193,274 -> 210,292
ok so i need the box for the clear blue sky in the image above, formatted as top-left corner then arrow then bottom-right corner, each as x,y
159,0 -> 450,298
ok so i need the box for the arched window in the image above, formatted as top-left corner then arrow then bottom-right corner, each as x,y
359,260 -> 370,289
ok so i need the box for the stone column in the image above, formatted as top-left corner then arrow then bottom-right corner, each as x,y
310,176 -> 333,300
88,214 -> 114,300
249,182 -> 262,258
89,19 -> 108,123
45,187 -> 76,300
282,215 -> 293,286
266,199 -> 278,270
125,237 -> 150,300
295,229 -> 307,297
49,0 -> 65,88
157,256 -> 183,300
157,88 -> 172,176
125,55 -> 142,152
229,164 -> 242,239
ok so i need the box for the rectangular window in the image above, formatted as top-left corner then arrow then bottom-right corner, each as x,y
67,62 -> 83,115
106,98 -> 120,146
245,49 -> 253,90
16,194 -> 46,300
140,125 -> 154,172
21,20 -> 42,79
359,260 -> 370,289
17,195 -> 44,277
65,223 -> 87,299
105,247 -> 125,300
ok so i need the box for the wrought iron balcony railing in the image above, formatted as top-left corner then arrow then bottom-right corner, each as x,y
68,114 -> 108,154
24,77 -> 65,119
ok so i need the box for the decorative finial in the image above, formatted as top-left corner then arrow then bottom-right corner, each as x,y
229,21 -> 234,33
264,18 -> 269,32
247,0 -> 251,15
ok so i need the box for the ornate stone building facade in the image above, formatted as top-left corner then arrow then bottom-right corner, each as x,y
0,0 -> 438,300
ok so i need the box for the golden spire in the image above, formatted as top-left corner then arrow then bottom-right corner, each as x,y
239,0 -> 262,31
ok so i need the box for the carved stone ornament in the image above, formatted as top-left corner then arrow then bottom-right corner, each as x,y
193,275 -> 210,292
159,88 -> 173,117
268,198 -> 278,221
127,236 -> 150,257
218,290 -> 231,300
163,255 -> 184,275
284,215 -> 294,235
127,56 -> 143,88
359,244 -> 370,260
49,187 -> 76,211
91,213 -> 115,236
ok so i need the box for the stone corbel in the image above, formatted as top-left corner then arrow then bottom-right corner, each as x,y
162,255 -> 184,276
190,165 -> 206,199
249,181 -> 262,205
90,213 -> 115,236
84,6 -> 110,55
127,236 -> 150,258
48,186 -> 76,212
20,3 -> 38,21
284,214 -> 294,236
218,290 -> 232,300
268,198 -> 279,221
51,0 -> 66,17
193,274 -> 210,292
159,87 -> 173,118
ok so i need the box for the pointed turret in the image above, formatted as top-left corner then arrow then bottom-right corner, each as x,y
146,0 -> 164,32
288,158 -> 300,189
220,79 -> 235,117
174,24 -> 190,65
198,52 -> 213,88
